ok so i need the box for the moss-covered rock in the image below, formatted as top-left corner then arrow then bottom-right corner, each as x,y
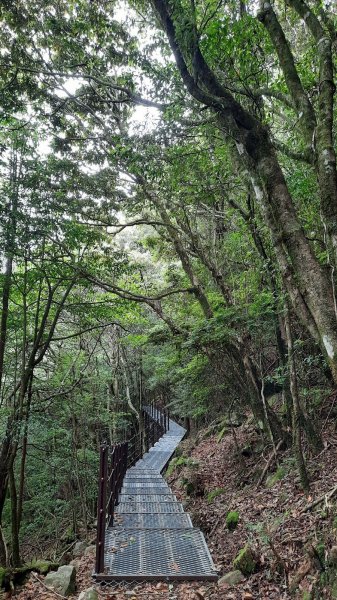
226,511 -> 239,531
78,588 -> 98,600
45,565 -> 76,596
0,561 -> 60,590
233,545 -> 257,576
218,570 -> 245,586
28,560 -> 59,575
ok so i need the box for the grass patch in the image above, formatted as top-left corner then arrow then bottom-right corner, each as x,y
226,510 -> 239,531
166,455 -> 198,477
207,488 -> 226,503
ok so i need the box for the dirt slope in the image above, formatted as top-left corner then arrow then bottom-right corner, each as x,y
10,419 -> 337,599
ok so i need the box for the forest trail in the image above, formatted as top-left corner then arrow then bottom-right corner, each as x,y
96,409 -> 218,582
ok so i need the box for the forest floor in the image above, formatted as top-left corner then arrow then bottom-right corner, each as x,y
9,413 -> 337,600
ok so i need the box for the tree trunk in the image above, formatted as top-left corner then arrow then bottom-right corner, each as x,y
150,0 -> 337,383
9,465 -> 20,566
284,309 -> 310,492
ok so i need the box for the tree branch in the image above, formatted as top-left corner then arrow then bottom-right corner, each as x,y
257,1 -> 316,146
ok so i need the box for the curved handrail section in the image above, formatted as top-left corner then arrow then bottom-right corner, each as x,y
95,405 -> 170,574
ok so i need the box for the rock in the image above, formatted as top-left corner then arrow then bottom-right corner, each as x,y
84,545 -> 96,557
70,559 -> 80,569
78,587 -> 98,600
45,565 -> 76,596
73,541 -> 89,557
233,545 -> 257,576
218,570 -> 245,586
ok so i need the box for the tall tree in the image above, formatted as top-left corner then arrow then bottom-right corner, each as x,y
142,0 -> 337,381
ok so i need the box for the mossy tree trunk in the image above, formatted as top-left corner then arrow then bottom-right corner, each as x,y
150,0 -> 337,384
284,308 -> 310,492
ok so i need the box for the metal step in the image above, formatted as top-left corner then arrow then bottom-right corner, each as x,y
116,501 -> 184,514
100,528 -> 218,581
113,513 -> 193,529
98,411 -> 218,583
119,494 -> 177,503
123,480 -> 164,486
121,485 -> 172,496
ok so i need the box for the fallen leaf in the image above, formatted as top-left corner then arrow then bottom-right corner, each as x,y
155,582 -> 168,590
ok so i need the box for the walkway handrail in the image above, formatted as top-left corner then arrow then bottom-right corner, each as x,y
95,405 -> 170,574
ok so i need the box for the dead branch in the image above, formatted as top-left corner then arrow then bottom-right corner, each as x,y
300,484 -> 337,513
256,439 -> 284,487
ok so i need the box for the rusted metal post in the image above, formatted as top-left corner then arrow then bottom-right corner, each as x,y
146,410 -> 149,450
118,444 -> 123,494
115,444 -> 120,494
108,447 -> 116,524
124,441 -> 127,469
144,411 -> 148,451
95,445 -> 108,574
151,421 -> 154,447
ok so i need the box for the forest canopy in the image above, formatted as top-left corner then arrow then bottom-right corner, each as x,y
0,0 -> 336,583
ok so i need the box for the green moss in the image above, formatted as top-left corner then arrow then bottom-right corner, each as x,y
27,560 -> 59,574
266,466 -> 286,488
226,511 -> 239,531
233,544 -> 257,575
207,488 -> 226,503
0,561 -> 60,589
166,456 -> 198,477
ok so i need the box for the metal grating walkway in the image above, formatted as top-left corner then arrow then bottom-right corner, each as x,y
97,408 -> 218,582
